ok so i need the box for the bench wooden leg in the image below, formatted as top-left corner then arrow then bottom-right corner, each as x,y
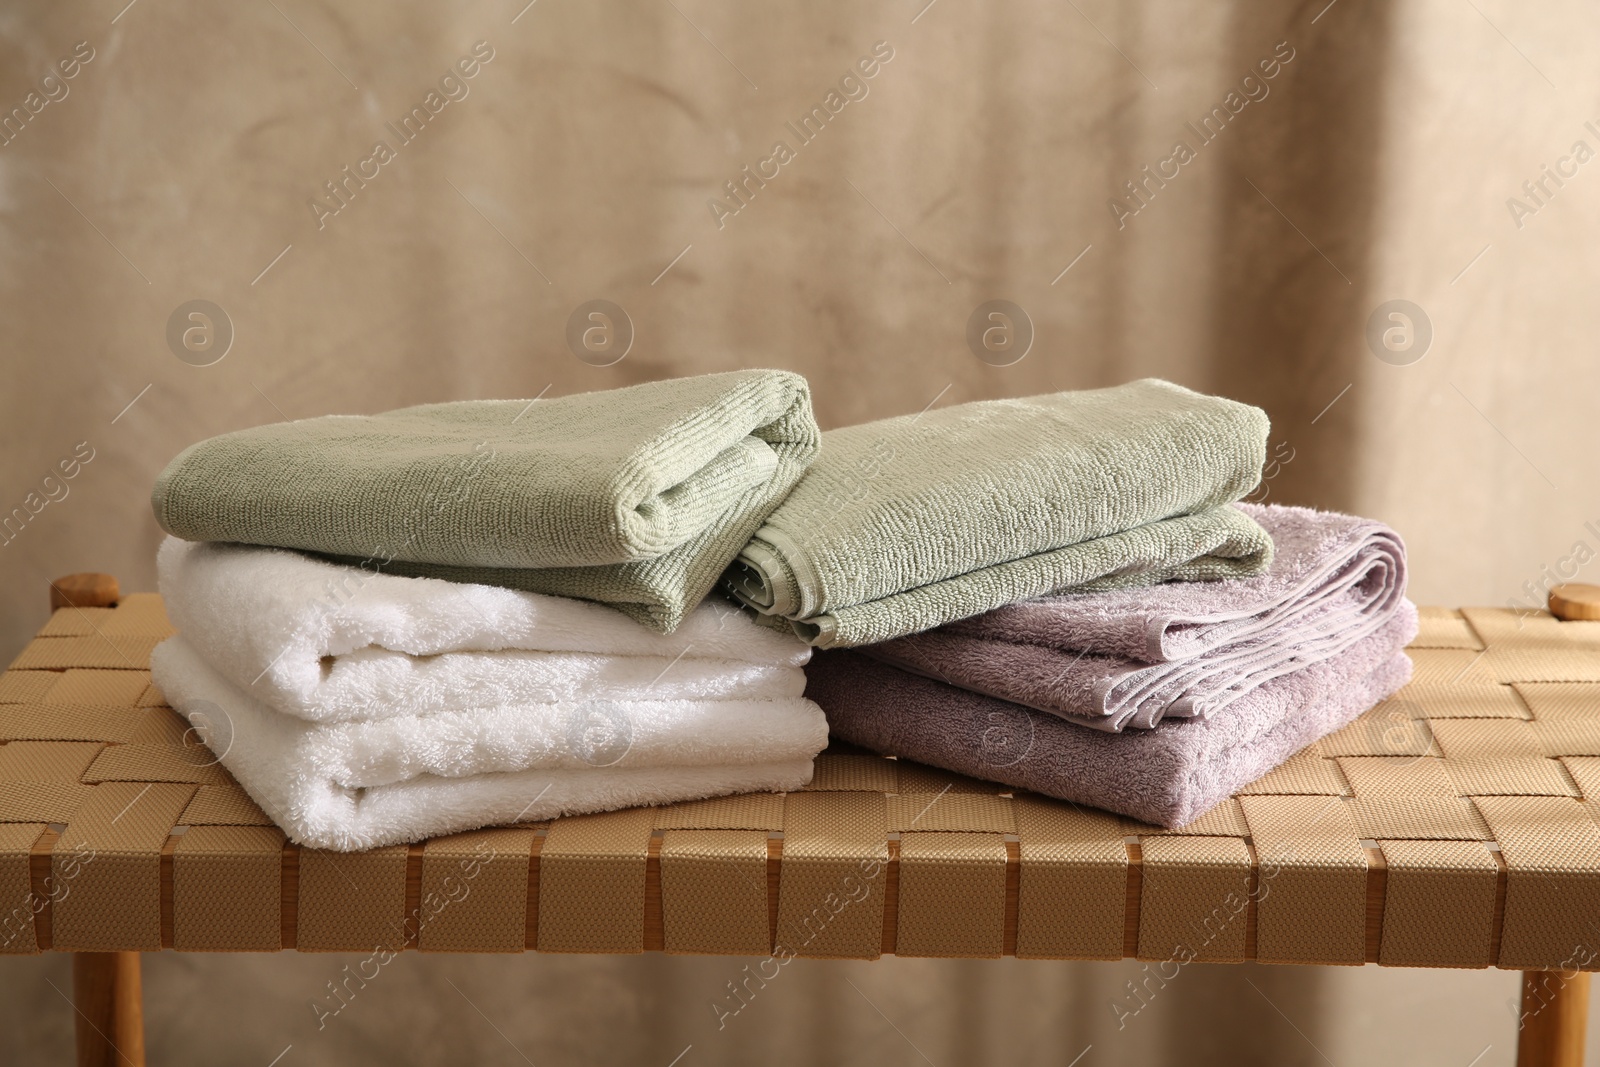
71,952 -> 145,1067
1517,969 -> 1590,1067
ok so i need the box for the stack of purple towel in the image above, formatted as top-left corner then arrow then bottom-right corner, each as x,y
804,504 -> 1417,827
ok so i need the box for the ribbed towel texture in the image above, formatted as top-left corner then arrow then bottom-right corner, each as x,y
722,379 -> 1274,648
150,538 -> 827,850
863,504 -> 1407,731
807,603 -> 1417,828
152,370 -> 819,632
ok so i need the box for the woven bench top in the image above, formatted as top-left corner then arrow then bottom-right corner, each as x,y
3,593 -> 1600,968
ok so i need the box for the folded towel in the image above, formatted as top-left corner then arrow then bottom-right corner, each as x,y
864,504 -> 1406,730
151,636 -> 827,850
806,602 -> 1417,828
152,370 -> 819,631
156,537 -> 810,723
722,379 -> 1273,648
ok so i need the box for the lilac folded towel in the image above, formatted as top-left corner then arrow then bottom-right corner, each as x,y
862,505 -> 1405,732
807,602 -> 1417,828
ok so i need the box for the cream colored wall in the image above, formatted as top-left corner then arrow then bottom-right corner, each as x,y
2,1 -> 1596,1064
1355,0 -> 1600,610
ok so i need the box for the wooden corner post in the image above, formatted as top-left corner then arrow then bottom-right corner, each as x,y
1515,969 -> 1589,1067
72,952 -> 145,1067
50,574 -> 145,1067
1515,585 -> 1600,1067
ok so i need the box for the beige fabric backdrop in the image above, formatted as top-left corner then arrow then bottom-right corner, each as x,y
3,0 -> 1597,1063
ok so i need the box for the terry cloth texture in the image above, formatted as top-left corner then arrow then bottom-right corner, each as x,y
864,504 -> 1407,731
151,636 -> 826,851
151,370 -> 819,632
722,378 -> 1273,648
807,603 -> 1417,828
156,537 -> 811,724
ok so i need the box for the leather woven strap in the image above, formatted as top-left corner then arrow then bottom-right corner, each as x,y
537,809 -> 653,954
1241,795 -> 1366,965
896,831 -> 1007,958
775,792 -> 887,960
1137,836 -> 1252,964
1014,798 -> 1126,960
419,828 -> 535,953
0,823 -> 44,955
296,845 -> 409,952
659,829 -> 771,955
1377,839 -> 1498,967
52,781 -> 194,951
1475,795 -> 1600,969
172,826 -> 285,951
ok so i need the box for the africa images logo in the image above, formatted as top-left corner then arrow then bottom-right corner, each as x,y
1106,41 -> 1296,229
307,42 -> 496,230
705,41 -> 895,230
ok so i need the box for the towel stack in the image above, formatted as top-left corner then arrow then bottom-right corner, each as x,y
152,370 -> 824,632
712,378 -> 1415,829
148,371 -> 829,850
145,371 -> 1414,848
151,540 -> 826,851
807,504 -> 1416,827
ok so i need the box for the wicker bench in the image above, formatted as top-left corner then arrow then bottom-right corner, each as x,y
7,574 -> 1600,1067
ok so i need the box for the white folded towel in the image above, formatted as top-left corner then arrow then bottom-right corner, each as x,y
151,636 -> 825,850
156,537 -> 812,723
151,537 -> 829,849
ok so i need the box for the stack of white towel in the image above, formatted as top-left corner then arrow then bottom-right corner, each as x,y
150,538 -> 828,850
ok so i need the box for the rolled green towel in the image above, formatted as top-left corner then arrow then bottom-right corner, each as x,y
152,370 -> 818,632
722,378 -> 1273,647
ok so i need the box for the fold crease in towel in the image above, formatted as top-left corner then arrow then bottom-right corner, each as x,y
864,504 -> 1407,731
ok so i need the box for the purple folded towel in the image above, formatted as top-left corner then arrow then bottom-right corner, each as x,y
807,602 -> 1417,828
862,505 -> 1406,731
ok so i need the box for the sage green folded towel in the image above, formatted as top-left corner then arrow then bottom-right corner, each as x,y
152,370 -> 819,632
721,378 -> 1272,647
